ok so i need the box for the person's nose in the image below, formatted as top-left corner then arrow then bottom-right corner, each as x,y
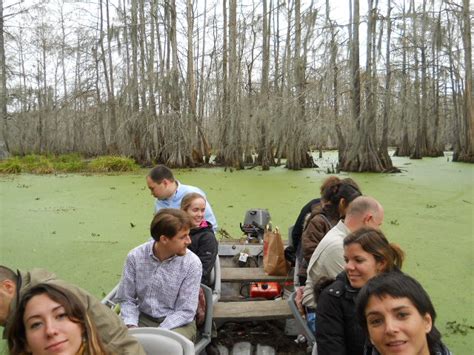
45,320 -> 59,337
384,316 -> 399,335
345,260 -> 355,271
185,234 -> 191,245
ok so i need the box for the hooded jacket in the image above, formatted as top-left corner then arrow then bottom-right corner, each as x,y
189,222 -> 218,287
315,271 -> 365,355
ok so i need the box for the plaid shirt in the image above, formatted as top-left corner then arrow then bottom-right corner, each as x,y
116,241 -> 202,329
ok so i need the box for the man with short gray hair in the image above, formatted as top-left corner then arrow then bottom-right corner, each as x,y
302,196 -> 384,308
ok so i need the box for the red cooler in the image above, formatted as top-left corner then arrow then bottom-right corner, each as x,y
250,282 -> 282,299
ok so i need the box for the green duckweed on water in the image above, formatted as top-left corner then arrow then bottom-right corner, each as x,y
0,153 -> 472,353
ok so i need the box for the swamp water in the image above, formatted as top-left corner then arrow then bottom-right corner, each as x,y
0,153 -> 472,353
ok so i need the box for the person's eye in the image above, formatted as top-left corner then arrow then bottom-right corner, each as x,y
368,317 -> 383,327
355,258 -> 365,263
29,321 -> 43,330
397,311 -> 410,319
56,313 -> 68,320
343,257 -> 349,263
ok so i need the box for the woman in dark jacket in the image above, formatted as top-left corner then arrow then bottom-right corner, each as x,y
301,178 -> 361,263
289,176 -> 339,284
314,227 -> 405,355
299,178 -> 361,284
181,192 -> 218,287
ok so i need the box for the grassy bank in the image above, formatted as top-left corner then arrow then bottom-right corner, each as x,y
0,154 -> 138,174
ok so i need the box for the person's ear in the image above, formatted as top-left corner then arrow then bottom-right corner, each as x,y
338,199 -> 347,214
423,313 -> 433,333
364,213 -> 373,224
376,259 -> 387,273
0,280 -> 16,296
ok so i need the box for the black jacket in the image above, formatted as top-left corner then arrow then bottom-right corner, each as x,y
291,198 -> 320,249
188,222 -> 218,287
286,198 -> 320,269
315,272 -> 365,355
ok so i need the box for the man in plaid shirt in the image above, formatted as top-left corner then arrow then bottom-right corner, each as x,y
116,208 -> 202,341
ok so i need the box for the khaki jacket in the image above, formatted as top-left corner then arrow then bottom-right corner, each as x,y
4,269 -> 145,355
302,220 -> 350,308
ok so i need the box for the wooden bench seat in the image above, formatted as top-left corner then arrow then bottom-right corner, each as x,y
221,267 -> 294,283
213,299 -> 292,321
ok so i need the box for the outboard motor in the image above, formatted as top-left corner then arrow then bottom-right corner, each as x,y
240,209 -> 271,243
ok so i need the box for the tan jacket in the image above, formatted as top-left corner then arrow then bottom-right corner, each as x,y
302,220 -> 350,308
4,269 -> 145,355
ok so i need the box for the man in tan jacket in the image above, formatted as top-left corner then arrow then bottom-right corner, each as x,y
0,266 -> 145,355
302,196 -> 384,308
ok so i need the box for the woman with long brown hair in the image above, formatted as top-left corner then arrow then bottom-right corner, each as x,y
7,283 -> 110,355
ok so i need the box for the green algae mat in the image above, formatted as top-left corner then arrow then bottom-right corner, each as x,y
1,154 -> 473,353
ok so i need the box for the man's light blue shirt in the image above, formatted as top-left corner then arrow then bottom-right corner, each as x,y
154,181 -> 218,231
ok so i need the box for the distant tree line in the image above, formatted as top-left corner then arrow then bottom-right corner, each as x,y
0,0 -> 472,170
